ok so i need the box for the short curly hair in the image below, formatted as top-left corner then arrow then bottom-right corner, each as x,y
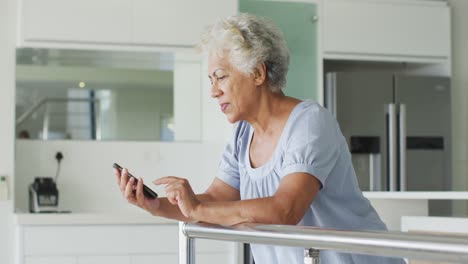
198,13 -> 290,91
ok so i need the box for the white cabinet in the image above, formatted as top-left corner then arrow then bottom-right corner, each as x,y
21,0 -> 132,44
19,0 -> 238,47
323,0 -> 450,61
133,0 -> 238,46
25,257 -> 77,264
78,256 -> 131,264
130,255 -> 177,264
19,224 -> 238,264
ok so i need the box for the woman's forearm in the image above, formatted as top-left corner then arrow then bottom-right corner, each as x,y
160,173 -> 319,226
192,196 -> 296,226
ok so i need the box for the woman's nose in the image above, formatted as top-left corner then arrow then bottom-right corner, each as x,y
210,83 -> 222,98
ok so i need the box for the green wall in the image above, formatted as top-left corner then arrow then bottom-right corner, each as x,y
240,0 -> 318,100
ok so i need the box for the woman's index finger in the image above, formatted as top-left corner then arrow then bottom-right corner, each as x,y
153,176 -> 179,185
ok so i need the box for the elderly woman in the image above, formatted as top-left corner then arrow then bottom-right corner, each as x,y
116,13 -> 405,264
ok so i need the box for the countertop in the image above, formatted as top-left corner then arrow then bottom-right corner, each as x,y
15,212 -> 177,225
402,216 -> 468,234
15,192 -> 468,226
363,191 -> 468,199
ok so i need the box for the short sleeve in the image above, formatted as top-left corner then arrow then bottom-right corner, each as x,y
217,122 -> 246,190
281,107 -> 341,188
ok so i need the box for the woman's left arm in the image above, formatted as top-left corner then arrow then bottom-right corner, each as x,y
156,173 -> 321,226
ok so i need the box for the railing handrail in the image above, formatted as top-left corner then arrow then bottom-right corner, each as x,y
16,97 -> 100,128
180,222 -> 468,263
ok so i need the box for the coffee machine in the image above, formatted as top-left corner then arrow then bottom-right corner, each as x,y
29,177 -> 59,213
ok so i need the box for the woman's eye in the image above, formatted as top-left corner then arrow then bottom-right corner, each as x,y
217,76 -> 226,81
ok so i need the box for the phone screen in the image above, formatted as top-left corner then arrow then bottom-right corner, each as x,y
113,163 -> 158,199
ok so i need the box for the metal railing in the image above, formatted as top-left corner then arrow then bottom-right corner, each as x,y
16,97 -> 101,140
179,222 -> 468,264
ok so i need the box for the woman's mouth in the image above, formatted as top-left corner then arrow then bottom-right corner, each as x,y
220,103 -> 229,113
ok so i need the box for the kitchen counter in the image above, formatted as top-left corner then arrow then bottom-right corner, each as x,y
363,191 -> 468,199
362,192 -> 468,231
15,212 -> 177,225
402,216 -> 468,234
15,192 -> 468,227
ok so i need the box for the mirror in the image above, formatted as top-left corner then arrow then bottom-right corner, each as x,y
15,48 -> 201,142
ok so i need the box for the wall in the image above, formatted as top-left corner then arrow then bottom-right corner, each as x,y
0,201 -> 14,264
448,0 -> 468,215
0,0 -> 16,262
174,53 -> 203,141
0,0 -> 16,196
240,0 -> 320,101
15,140 -> 226,213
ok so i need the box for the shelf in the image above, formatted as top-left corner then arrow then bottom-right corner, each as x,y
363,191 -> 468,200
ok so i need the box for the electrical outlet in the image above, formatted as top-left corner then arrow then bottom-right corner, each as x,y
0,175 -> 9,200
55,151 -> 64,162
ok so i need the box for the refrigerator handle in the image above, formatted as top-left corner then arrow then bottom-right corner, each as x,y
399,104 -> 407,191
387,104 -> 397,191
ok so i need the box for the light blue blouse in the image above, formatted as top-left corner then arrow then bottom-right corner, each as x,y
218,100 -> 405,264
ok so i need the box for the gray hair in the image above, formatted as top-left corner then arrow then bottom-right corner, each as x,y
198,13 -> 290,91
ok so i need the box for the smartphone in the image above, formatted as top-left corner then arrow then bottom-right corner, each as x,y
113,163 -> 158,199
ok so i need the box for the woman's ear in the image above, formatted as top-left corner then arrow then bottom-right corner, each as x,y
254,63 -> 267,86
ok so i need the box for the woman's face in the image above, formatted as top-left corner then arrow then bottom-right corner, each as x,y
208,53 -> 259,123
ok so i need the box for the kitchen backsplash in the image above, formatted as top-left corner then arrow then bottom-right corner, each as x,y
15,140 -> 226,213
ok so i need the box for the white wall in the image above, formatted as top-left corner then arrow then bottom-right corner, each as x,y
174,53 -> 202,141
0,0 -> 16,263
0,0 -> 16,196
448,0 -> 468,215
0,201 -> 14,264
15,139 -> 226,213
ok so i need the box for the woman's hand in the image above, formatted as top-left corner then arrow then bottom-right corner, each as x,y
154,176 -> 200,220
115,168 -> 161,214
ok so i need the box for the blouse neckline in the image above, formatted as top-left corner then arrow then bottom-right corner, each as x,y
244,100 -> 307,178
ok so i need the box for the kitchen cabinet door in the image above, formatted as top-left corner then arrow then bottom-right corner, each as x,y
240,0 -> 319,101
21,0 -> 132,44
25,257 -> 77,264
323,0 -> 450,61
132,0 -> 237,46
20,223 -> 239,264
78,256 -> 131,264
130,255 -> 177,264
131,253 -> 236,264
23,226 -> 131,256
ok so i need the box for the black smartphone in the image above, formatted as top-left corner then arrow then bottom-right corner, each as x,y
113,163 -> 158,199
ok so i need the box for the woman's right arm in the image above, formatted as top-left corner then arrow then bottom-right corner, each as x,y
153,178 -> 240,221
115,168 -> 239,222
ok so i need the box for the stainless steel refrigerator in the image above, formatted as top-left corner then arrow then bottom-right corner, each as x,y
325,72 -> 452,214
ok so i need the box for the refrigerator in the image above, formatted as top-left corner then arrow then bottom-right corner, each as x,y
325,72 -> 452,214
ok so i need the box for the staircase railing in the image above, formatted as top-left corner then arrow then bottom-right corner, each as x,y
179,222 -> 468,264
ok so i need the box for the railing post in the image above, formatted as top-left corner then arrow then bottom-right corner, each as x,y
304,248 -> 320,264
179,222 -> 195,264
